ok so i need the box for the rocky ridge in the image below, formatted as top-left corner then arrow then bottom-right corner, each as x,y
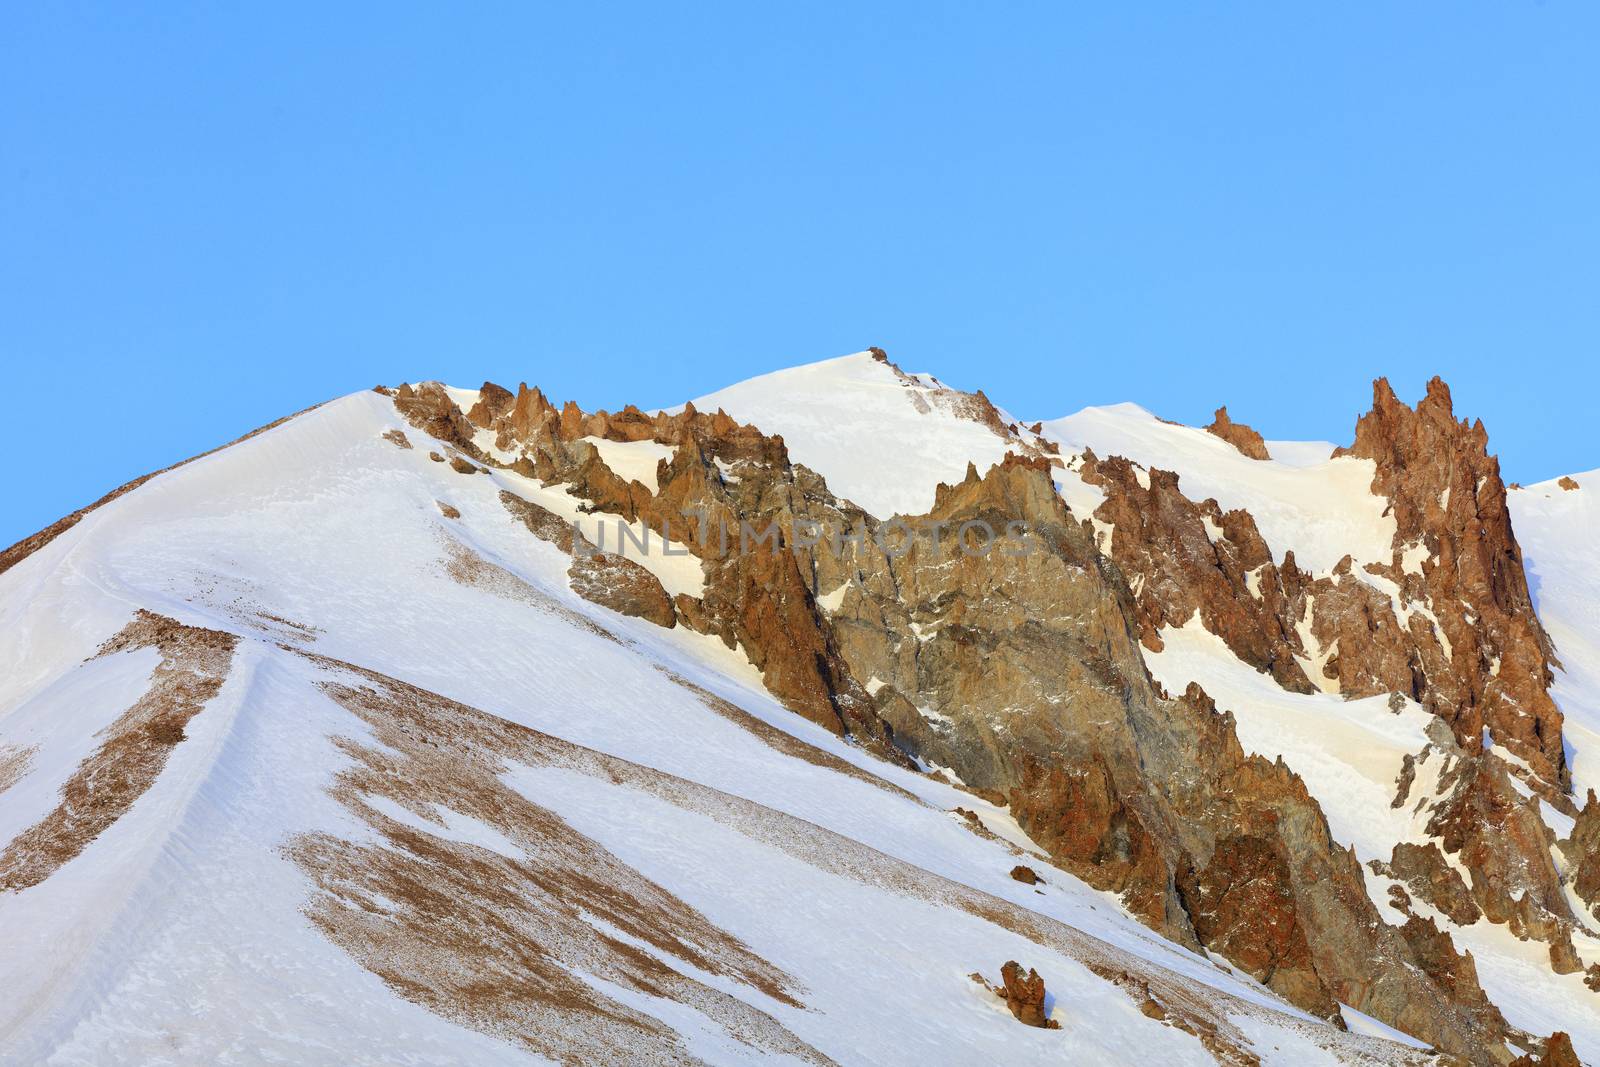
387,365 -> 1562,1062
1066,379 -> 1587,980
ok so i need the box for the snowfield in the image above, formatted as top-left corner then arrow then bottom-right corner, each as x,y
685,352 -> 1020,519
1042,403 -> 1395,575
1,353 -> 1592,1065
1512,473 -> 1600,800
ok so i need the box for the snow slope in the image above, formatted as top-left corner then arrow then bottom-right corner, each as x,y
1042,403 -> 1394,575
686,354 -> 1393,576
1512,473 -> 1600,799
0,388 -> 1428,1065
684,352 -> 1019,519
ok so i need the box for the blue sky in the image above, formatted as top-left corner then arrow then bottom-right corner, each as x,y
3,4 -> 1597,547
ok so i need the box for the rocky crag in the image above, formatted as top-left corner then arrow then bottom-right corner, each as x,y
389,365 -> 1565,1062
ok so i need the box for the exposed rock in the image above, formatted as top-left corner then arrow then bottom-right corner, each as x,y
1205,406 -> 1271,460
864,349 -> 1060,466
519,403 -> 901,757
1079,451 -> 1312,692
394,381 -> 478,453
1425,733 -> 1571,941
1010,864 -> 1042,885
404,380 -> 1515,1059
448,455 -> 478,475
1392,752 -> 1418,808
1370,841 -> 1481,926
428,451 -> 444,463
568,552 -> 677,629
1547,1033 -> 1582,1067
1392,913 -> 1501,1028
1558,476 -> 1579,491
1548,935 -> 1583,975
834,460 -> 1504,1052
1558,790 -> 1600,923
1,612 -> 239,893
1509,1031 -> 1581,1067
1335,377 -> 1566,791
1176,831 -> 1335,1020
998,961 -> 1060,1029
289,656 -> 832,1067
1066,375 -> 1579,983
436,501 -> 461,519
499,491 -> 579,552
1085,376 -> 1569,806
466,381 -> 515,428
672,593 -> 714,635
382,429 -> 413,449
0,744 -> 34,796
491,490 -> 676,628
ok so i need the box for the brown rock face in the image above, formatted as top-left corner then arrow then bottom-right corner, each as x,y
465,381 -> 514,428
998,961 -> 1059,1028
1204,406 -> 1271,460
1068,375 -> 1578,986
394,382 -> 478,453
1336,377 -> 1565,791
1079,451 -> 1312,693
1176,833 -> 1333,1018
1549,937 -> 1583,975
813,458 -> 1504,1054
1371,841 -> 1481,926
1546,1033 -> 1582,1067
1510,1031 -> 1581,1067
1393,914 -> 1500,1026
569,552 -> 677,629
495,490 -> 676,628
1085,377 -> 1568,803
1558,476 -> 1579,491
1558,791 -> 1600,923
391,379 -> 1514,1060
1424,741 -> 1572,942
462,388 -> 903,759
1009,865 -> 1041,885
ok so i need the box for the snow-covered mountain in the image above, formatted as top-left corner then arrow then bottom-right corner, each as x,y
2,350 -> 1595,1066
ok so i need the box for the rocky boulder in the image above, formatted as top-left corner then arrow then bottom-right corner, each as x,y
998,961 -> 1059,1029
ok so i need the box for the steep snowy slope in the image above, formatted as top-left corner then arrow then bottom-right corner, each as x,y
0,388 -> 1431,1065
1512,473 -> 1600,799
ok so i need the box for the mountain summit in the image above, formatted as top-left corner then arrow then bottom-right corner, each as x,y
2,351 -> 1596,1065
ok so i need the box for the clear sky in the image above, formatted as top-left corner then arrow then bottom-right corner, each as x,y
4,4 -> 1597,547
